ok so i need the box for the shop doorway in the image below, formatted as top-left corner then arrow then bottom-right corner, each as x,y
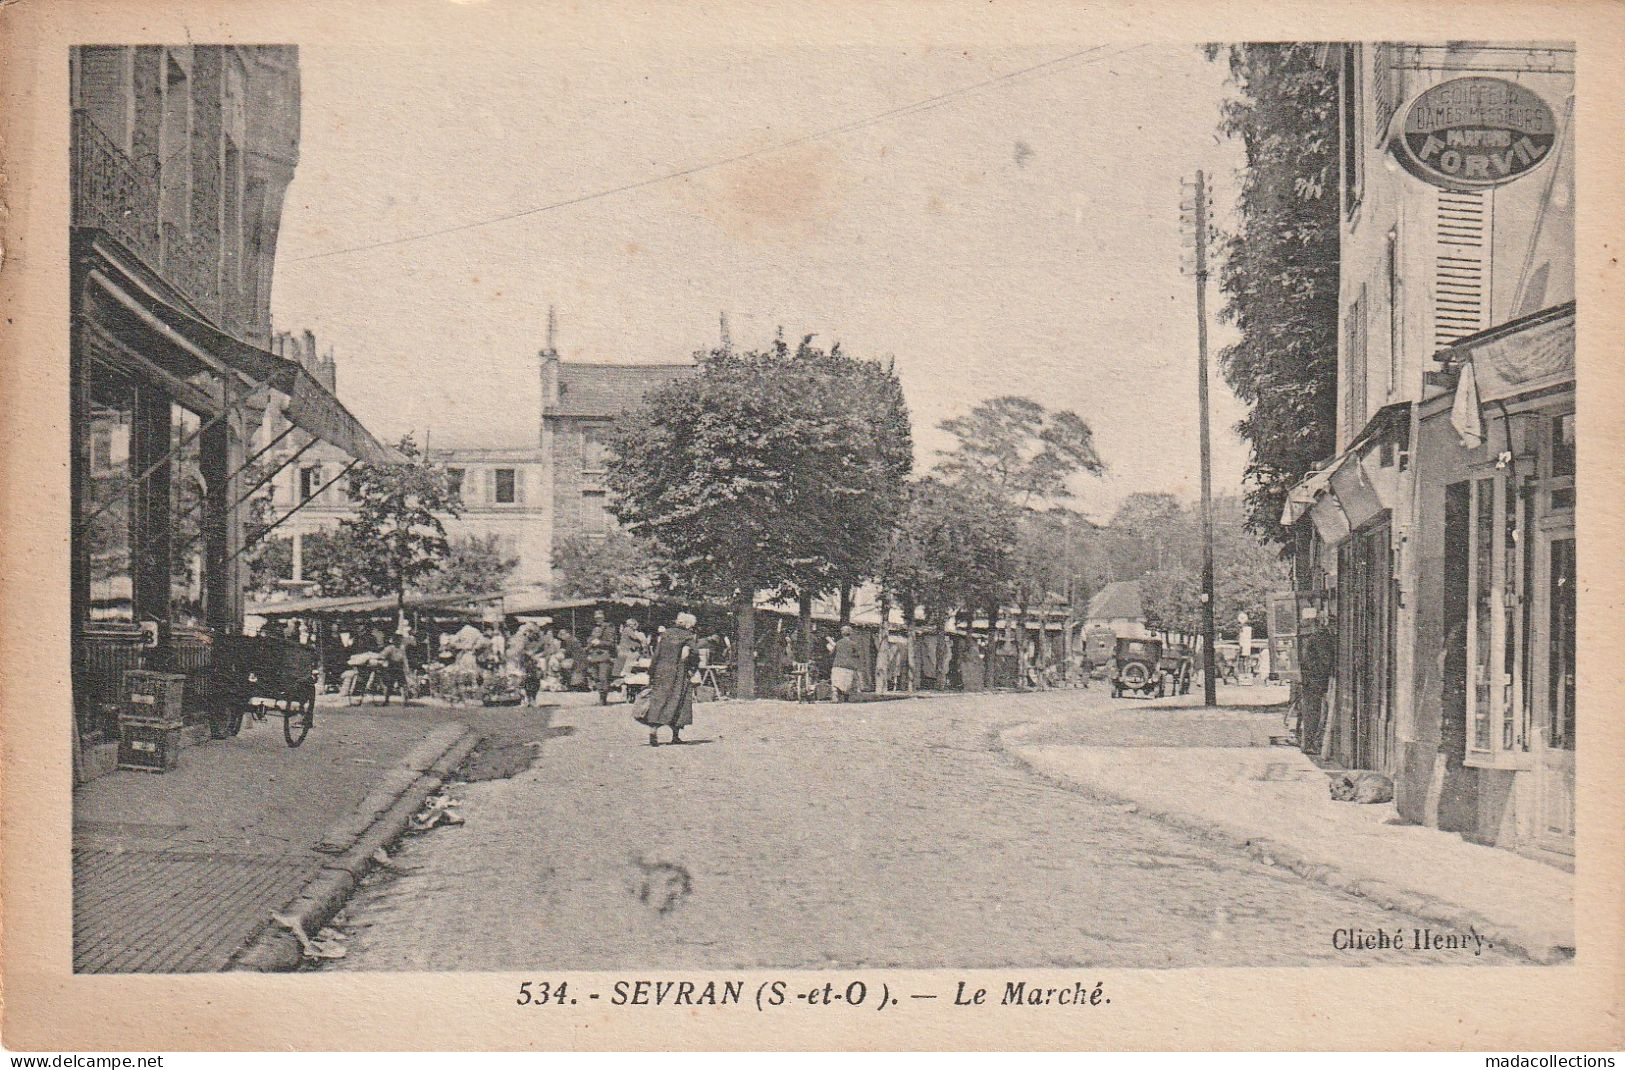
1533,527 -> 1575,855
1337,517 -> 1396,773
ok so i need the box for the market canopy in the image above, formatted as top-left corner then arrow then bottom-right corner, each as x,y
249,590 -> 503,619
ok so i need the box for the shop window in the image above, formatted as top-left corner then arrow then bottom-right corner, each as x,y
1548,412 -> 1575,512
86,372 -> 137,622
170,404 -> 206,626
1547,536 -> 1575,750
494,467 -> 518,504
1465,470 -> 1529,769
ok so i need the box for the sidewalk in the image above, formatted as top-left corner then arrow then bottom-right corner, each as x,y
72,699 -> 483,972
998,693 -> 1575,964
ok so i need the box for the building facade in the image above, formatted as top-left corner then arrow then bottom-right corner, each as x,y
70,46 -> 394,748
1285,42 -> 1574,861
253,333 -> 693,597
539,343 -> 694,553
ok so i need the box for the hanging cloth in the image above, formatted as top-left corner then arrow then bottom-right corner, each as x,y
1450,362 -> 1485,450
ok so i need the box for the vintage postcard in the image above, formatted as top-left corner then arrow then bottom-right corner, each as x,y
2,0 -> 1622,1053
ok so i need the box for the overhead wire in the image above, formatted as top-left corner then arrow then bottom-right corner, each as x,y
288,43 -> 1146,263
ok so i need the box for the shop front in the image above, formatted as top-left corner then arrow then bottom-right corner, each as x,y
1284,404 -> 1410,774
1401,302 -> 1574,861
70,228 -> 398,753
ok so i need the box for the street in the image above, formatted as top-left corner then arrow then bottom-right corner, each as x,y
330,689 -> 1520,970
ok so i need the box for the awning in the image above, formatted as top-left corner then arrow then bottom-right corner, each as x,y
87,264 -> 403,465
1443,302 -> 1575,448
1283,402 -> 1411,542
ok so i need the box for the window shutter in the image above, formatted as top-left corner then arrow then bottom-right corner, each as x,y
485,468 -> 496,504
514,468 -> 526,504
1434,189 -> 1494,348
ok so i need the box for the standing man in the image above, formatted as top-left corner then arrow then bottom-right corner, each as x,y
829,625 -> 863,702
586,609 -> 619,705
1296,609 -> 1334,755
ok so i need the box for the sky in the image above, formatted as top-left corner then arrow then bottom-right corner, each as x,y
270,37 -> 1251,524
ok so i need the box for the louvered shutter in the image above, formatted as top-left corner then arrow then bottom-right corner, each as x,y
1434,189 -> 1494,348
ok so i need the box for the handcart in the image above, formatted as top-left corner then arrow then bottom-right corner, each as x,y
209,633 -> 320,747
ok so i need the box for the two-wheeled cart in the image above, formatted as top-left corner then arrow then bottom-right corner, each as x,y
209,634 -> 320,747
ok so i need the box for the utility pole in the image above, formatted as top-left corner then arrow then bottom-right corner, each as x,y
1182,169 -> 1218,707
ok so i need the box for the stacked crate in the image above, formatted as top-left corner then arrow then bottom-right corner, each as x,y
117,670 -> 187,773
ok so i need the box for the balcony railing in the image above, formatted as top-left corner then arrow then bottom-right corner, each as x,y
71,109 -> 161,268
73,109 -> 229,326
162,221 -> 221,321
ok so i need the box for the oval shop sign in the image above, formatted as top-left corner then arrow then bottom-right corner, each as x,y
1394,77 -> 1557,189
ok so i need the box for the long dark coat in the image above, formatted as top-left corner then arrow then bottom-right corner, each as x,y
641,626 -> 695,729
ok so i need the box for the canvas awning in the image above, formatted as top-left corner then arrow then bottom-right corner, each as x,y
87,263 -> 403,465
1442,302 -> 1575,448
249,590 -> 502,619
1283,402 -> 1411,542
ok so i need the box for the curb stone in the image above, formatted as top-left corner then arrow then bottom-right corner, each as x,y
991,722 -> 1573,966
316,725 -> 469,852
228,725 -> 481,971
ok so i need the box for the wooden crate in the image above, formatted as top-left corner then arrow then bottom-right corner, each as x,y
123,670 -> 186,725
117,721 -> 183,773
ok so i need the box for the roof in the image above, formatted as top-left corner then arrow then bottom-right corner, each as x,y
546,361 -> 695,418
1086,581 -> 1144,622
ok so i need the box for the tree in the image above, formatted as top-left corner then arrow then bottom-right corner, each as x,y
1206,44 -> 1341,542
881,477 -> 1014,690
934,396 -> 1106,684
246,528 -> 375,599
936,397 -> 1105,509
774,336 -> 913,656
1139,563 -> 1202,639
550,529 -> 658,599
338,434 -> 462,616
607,341 -> 906,697
419,533 -> 518,596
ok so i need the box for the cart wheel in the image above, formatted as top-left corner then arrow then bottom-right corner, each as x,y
284,701 -> 313,748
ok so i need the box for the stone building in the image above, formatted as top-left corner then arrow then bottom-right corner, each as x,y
539,341 -> 694,553
254,329 -> 690,595
70,45 -> 394,748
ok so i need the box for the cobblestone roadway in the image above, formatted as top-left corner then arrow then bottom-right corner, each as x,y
333,690 -> 1519,969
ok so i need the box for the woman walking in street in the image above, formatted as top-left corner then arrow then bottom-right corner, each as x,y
638,611 -> 697,747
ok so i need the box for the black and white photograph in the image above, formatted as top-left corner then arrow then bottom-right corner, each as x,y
4,0 -> 1618,1054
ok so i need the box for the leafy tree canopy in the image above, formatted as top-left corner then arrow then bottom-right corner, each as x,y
419,533 -> 518,597
337,434 -> 463,610
1207,43 -> 1341,542
551,529 -> 659,600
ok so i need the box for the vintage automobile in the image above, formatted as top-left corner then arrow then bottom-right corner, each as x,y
1082,625 -> 1117,681
1159,642 -> 1195,696
1111,636 -> 1167,699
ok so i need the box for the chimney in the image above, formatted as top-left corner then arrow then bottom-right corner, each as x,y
301,329 -> 317,369
540,306 -> 561,408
